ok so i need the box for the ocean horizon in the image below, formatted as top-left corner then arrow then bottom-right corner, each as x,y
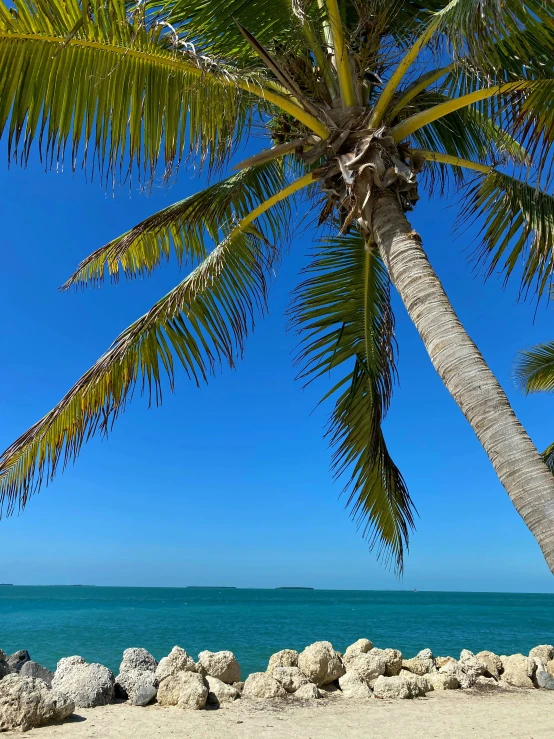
3,584 -> 554,593
2,585 -> 554,677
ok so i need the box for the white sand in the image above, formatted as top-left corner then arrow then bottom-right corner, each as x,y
9,687 -> 554,738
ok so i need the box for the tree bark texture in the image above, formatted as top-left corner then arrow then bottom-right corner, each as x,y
373,190 -> 554,573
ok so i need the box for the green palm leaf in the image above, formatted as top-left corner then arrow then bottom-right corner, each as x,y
514,341 -> 554,474
504,81 -> 554,174
162,0 -> 300,62
437,0 -> 554,67
459,171 -> 554,300
396,90 -> 529,193
62,160 -> 295,288
467,23 -> 554,83
290,233 -> 415,573
0,226 -> 278,517
514,342 -> 554,393
0,0 -> 261,182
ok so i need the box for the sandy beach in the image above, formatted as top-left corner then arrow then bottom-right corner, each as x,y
6,687 -> 554,739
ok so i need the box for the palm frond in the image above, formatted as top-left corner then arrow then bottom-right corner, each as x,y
63,159 -> 295,289
409,106 -> 522,164
409,77 -> 554,185
289,232 -> 415,573
368,2 -> 443,127
458,171 -> 554,300
449,78 -> 554,179
0,0 -> 268,183
399,91 -> 529,194
437,0 -> 554,69
163,0 -> 299,63
325,0 -> 356,108
467,22 -> 554,84
514,341 -> 554,393
0,226 -> 279,517
501,81 -> 554,180
513,341 -> 554,475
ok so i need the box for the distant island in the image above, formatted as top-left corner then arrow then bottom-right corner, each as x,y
276,587 -> 315,590
185,586 -> 237,589
0,583 -> 13,586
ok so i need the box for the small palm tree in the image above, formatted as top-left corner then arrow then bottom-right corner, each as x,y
515,343 -> 554,474
1,0 -> 554,573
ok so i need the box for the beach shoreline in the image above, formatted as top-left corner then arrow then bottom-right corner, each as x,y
3,639 -> 554,733
4,688 -> 554,738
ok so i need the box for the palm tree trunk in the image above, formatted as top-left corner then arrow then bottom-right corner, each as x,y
372,190 -> 554,573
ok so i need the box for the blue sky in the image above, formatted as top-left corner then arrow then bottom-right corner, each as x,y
1,145 -> 554,593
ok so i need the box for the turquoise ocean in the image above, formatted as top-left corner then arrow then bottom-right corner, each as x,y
2,587 -> 553,677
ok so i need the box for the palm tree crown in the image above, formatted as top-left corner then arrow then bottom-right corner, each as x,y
1,0 -> 554,573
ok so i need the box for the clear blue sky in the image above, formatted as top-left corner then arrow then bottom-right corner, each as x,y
2,144 -> 554,593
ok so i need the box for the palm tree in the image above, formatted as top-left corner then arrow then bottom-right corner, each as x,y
1,0 -> 554,574
515,342 -> 554,474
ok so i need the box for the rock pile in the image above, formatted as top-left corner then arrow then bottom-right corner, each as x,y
2,640 -> 554,730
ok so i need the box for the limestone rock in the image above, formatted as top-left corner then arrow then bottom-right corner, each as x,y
530,645 -> 554,666
19,661 -> 54,688
500,655 -> 534,689
53,656 -> 84,677
52,656 -> 115,708
155,647 -> 197,683
7,651 -> 31,674
134,683 -> 158,706
267,649 -> 299,672
294,683 -> 320,700
373,674 -> 427,700
459,650 -> 487,679
298,642 -> 345,686
205,675 -> 241,706
157,671 -> 208,709
475,675 -> 499,687
242,672 -> 286,699
547,659 -> 554,678
232,681 -> 244,693
343,639 -> 373,666
317,682 -> 342,697
436,657 -> 456,669
197,651 -> 240,684
381,648 -> 403,677
272,666 -> 309,693
535,667 -> 554,690
400,671 -> 433,696
439,660 -> 477,689
476,651 -> 502,680
338,671 -> 372,699
115,669 -> 157,704
436,654 -> 485,690
116,648 -> 157,703
402,649 -> 436,676
0,675 -> 74,732
427,672 -> 459,690
0,651 -> 9,681
346,651 -> 387,684
119,648 -> 158,674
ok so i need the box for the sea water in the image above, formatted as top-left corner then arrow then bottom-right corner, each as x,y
1,586 -> 553,676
